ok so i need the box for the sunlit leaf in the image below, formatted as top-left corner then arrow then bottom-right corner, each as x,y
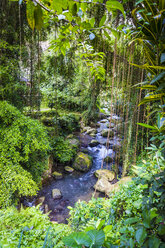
106,0 -> 125,18
34,5 -> 43,31
26,1 -> 35,30
99,15 -> 106,27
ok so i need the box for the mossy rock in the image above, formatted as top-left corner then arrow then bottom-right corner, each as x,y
89,140 -> 99,147
106,122 -> 115,128
52,171 -> 63,179
95,169 -> 115,181
64,166 -> 74,173
101,129 -> 114,138
86,128 -> 97,135
67,138 -> 80,147
73,152 -> 92,172
104,156 -> 113,163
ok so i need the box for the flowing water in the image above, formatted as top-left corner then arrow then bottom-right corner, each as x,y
25,113 -> 122,223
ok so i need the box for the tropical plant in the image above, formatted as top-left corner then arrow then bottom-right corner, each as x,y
0,101 -> 50,207
132,0 -> 165,117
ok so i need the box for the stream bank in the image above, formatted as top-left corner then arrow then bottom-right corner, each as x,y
26,111 -> 123,223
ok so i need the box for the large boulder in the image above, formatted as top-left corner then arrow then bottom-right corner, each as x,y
73,152 -> 92,172
106,176 -> 132,194
52,189 -> 62,199
94,177 -> 112,193
95,169 -> 115,181
101,129 -> 114,137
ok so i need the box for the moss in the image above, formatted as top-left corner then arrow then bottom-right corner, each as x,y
52,171 -> 63,179
73,152 -> 92,172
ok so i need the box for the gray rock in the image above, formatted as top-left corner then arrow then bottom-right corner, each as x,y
68,138 -> 80,147
95,169 -> 115,181
94,177 -> 112,193
44,204 -> 49,213
100,119 -> 108,123
101,129 -> 114,137
106,122 -> 115,128
52,189 -> 62,199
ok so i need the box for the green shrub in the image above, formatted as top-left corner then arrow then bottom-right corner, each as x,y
0,206 -> 71,247
51,136 -> 77,164
0,101 -> 50,207
57,112 -> 80,133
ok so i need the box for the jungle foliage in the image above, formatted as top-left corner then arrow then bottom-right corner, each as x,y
0,0 -> 165,247
0,101 -> 50,207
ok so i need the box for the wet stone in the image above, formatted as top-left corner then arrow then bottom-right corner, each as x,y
35,196 -> 45,205
100,119 -> 108,123
101,129 -> 114,137
44,204 -> 49,213
89,139 -> 99,147
64,166 -> 74,173
52,189 -> 62,199
52,171 -> 63,179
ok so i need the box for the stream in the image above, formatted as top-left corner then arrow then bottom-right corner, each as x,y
25,112 -> 123,223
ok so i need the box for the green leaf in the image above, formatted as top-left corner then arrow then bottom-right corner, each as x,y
137,123 -> 158,130
158,224 -> 165,235
104,30 -> 111,40
135,227 -> 147,245
89,17 -> 95,27
148,236 -> 160,248
34,5 -> 43,31
99,15 -> 106,27
106,0 -> 125,18
96,219 -> 105,230
160,53 -> 165,64
26,1 -> 35,30
150,72 -> 165,84
63,232 -> 91,247
103,225 -> 113,233
124,217 -> 139,225
71,3 -> 77,16
87,229 -> 105,247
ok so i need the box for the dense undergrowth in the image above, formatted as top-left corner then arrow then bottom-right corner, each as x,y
0,101 -> 50,208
